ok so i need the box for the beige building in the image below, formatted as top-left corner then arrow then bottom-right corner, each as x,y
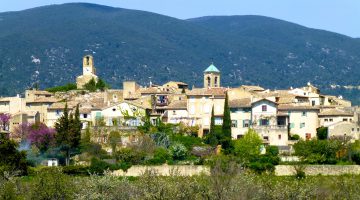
326,121 -> 360,141
76,55 -> 98,89
229,98 -> 252,139
278,105 -> 320,140
319,108 -> 354,127
187,87 -> 226,137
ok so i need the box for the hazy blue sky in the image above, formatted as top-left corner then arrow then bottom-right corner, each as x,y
1,0 -> 359,37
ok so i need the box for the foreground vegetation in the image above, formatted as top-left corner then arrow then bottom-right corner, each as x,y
2,165 -> 360,200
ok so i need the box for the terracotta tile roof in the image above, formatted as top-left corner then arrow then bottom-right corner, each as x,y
140,87 -> 174,94
48,101 -> 78,110
229,98 -> 251,108
319,109 -> 354,117
240,85 -> 265,91
166,100 -> 187,109
251,98 -> 278,105
27,97 -> 59,103
186,88 -> 227,96
278,105 -> 320,110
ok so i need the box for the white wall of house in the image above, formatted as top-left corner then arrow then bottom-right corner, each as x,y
287,110 -> 319,140
167,109 -> 189,124
98,102 -> 145,126
319,116 -> 354,127
327,122 -> 360,141
230,107 -> 252,139
251,100 -> 277,126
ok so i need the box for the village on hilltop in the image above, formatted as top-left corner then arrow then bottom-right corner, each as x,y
0,55 -> 359,152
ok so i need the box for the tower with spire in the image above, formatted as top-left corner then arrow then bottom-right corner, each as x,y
203,63 -> 221,88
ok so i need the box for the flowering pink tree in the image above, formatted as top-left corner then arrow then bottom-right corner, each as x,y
12,123 -> 31,141
27,123 -> 56,153
0,113 -> 11,131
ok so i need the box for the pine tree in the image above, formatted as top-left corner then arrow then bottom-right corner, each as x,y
84,78 -> 97,92
221,92 -> 233,153
96,78 -> 107,91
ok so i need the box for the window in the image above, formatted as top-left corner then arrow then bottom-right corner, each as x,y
352,128 -> 355,132
262,105 -> 267,112
278,134 -> 281,140
207,77 -> 211,87
214,77 -> 218,86
312,100 -> 316,106
263,136 -> 269,141
260,119 -> 269,126
173,110 -> 176,115
306,133 -> 311,140
112,108 -> 116,111
302,111 -> 307,116
83,114 -> 88,119
237,135 -> 243,139
56,110 -> 60,116
343,118 -> 348,122
290,123 -> 295,129
288,111 -> 291,116
231,120 -> 237,128
329,119 -> 333,122
300,122 -> 305,128
325,119 -> 329,122
243,120 -> 250,128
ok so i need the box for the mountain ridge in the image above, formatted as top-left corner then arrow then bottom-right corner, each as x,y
0,3 -> 359,104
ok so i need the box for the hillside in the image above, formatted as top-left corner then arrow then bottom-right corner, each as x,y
0,3 -> 359,104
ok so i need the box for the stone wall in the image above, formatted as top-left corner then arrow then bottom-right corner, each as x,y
276,165 -> 360,176
112,165 -> 210,176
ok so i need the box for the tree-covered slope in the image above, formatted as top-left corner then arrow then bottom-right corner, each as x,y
0,3 -> 359,103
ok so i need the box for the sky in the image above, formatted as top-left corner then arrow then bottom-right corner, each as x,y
1,0 -> 359,38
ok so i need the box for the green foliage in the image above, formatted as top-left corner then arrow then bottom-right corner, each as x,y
62,165 -> 89,176
31,167 -> 74,199
145,147 -> 171,165
46,83 -> 77,93
95,78 -> 107,91
170,134 -> 204,150
205,106 -> 218,146
108,131 -> 121,154
233,129 -> 263,163
0,132 -> 28,175
169,143 -> 188,160
221,92 -> 232,153
317,126 -> 328,140
290,134 -> 300,140
55,103 -> 82,165
293,138 -> 343,164
115,148 -> 146,164
83,78 -> 97,92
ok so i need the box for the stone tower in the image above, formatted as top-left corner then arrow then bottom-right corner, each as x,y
203,63 -> 221,88
76,55 -> 98,89
82,55 -> 96,75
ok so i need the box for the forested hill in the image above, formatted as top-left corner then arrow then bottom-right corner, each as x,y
0,3 -> 359,104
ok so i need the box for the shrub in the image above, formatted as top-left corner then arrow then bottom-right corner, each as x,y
290,134 -> 300,140
89,158 -> 112,175
115,148 -> 146,164
352,152 -> 360,164
145,147 -> 171,165
169,143 -> 188,160
316,127 -> 328,140
62,165 -> 89,176
171,134 -> 204,150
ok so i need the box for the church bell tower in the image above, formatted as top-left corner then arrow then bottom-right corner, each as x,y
203,63 -> 221,88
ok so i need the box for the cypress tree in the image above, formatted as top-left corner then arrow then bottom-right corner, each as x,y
221,92 -> 232,153
205,106 -> 218,146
